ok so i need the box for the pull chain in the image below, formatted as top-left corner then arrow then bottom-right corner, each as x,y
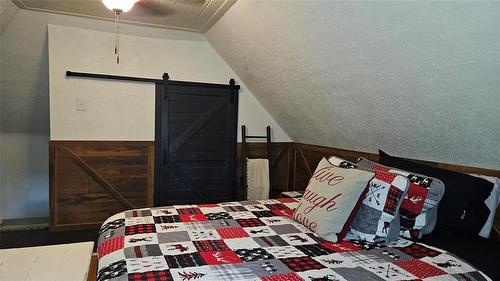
114,10 -> 121,64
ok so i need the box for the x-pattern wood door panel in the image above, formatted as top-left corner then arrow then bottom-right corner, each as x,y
49,141 -> 154,231
155,81 -> 238,205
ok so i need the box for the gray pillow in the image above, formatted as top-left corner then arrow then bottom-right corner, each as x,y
356,157 -> 445,238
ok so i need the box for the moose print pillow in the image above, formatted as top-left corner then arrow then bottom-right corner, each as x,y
356,157 -> 445,239
328,156 -> 409,244
292,157 -> 374,243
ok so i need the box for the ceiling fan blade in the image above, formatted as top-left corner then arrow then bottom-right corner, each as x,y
134,0 -> 174,16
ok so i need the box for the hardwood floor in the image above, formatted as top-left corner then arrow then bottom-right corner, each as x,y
0,227 -> 99,251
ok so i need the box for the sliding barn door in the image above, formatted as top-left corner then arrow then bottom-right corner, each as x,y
155,79 -> 239,206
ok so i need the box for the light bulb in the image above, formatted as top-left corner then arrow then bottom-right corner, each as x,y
101,0 -> 139,13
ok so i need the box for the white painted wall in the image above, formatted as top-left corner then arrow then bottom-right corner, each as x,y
49,24 -> 289,142
207,1 -> 500,169
1,9 -> 289,220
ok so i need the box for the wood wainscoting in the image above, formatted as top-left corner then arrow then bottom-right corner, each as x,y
291,143 -> 500,192
240,142 -> 499,239
49,141 -> 499,236
49,141 -> 154,231
237,142 -> 500,196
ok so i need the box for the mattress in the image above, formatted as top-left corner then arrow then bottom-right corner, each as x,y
97,198 -> 491,281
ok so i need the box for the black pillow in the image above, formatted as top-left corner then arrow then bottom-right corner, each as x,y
378,150 -> 493,236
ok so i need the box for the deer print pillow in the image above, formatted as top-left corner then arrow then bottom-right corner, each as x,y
328,156 -> 409,244
292,157 -> 375,243
356,157 -> 445,239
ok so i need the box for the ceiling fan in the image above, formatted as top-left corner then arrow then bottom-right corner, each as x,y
101,0 -> 173,64
102,0 -> 173,17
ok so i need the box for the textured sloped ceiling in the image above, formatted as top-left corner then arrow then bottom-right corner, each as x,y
1,0 -> 19,34
207,1 -> 500,169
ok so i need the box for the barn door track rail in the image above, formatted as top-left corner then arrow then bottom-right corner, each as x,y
66,70 -> 240,89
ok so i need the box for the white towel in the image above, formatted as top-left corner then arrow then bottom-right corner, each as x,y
246,158 -> 270,200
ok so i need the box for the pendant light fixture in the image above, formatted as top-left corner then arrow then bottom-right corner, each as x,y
101,0 -> 139,64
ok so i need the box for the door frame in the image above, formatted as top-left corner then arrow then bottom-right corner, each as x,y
154,73 -> 240,206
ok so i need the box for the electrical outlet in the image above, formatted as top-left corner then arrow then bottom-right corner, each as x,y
77,99 -> 87,111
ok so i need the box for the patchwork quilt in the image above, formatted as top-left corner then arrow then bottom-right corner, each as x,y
97,198 -> 491,281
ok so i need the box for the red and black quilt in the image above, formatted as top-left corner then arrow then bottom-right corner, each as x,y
97,198 -> 491,281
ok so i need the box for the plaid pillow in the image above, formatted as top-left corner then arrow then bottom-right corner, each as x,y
356,157 -> 445,239
379,150 -> 491,236
328,156 -> 409,243
292,157 -> 374,243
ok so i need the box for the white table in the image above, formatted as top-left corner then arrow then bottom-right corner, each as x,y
0,241 -> 94,281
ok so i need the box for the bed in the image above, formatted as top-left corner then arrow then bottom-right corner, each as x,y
419,232 -> 500,280
96,198 -> 492,281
